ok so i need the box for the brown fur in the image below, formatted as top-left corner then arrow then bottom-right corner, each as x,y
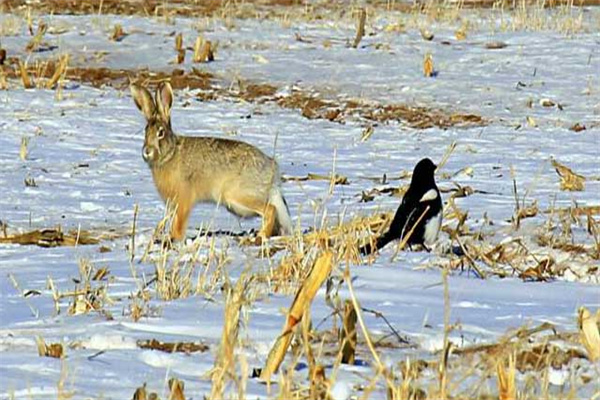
130,82 -> 291,241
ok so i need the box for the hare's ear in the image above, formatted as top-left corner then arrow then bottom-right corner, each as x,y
130,84 -> 155,121
155,81 -> 173,123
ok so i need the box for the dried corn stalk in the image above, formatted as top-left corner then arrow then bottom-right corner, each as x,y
210,275 -> 250,399
340,299 -> 357,364
578,307 -> 600,362
168,378 -> 185,400
496,354 -> 516,400
423,53 -> 434,77
193,36 -> 214,63
0,69 -> 7,90
174,32 -> 183,51
19,60 -> 33,88
20,137 -> 29,160
46,54 -> 69,89
352,8 -> 366,48
26,21 -> 47,52
260,251 -> 334,382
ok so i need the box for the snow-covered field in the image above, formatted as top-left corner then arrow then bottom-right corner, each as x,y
0,3 -> 599,399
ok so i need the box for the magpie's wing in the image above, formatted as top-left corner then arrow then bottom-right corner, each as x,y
360,192 -> 416,255
384,193 -> 416,242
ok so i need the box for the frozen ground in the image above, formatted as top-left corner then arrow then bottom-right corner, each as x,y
0,6 -> 599,399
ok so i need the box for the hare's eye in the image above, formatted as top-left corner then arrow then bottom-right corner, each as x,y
157,127 -> 165,139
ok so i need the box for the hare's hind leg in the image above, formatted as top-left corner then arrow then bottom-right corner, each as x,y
259,204 -> 277,239
222,191 -> 276,238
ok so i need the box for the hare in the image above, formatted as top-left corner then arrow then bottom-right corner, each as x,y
130,81 -> 292,241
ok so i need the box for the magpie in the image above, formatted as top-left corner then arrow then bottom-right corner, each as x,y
360,158 -> 442,255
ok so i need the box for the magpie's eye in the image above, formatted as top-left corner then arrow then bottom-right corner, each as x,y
157,127 -> 165,139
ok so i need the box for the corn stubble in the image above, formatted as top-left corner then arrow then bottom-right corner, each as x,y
423,53 -> 434,77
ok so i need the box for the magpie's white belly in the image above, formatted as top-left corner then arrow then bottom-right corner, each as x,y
423,212 -> 442,246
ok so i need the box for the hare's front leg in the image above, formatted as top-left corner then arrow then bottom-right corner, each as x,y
171,197 -> 193,241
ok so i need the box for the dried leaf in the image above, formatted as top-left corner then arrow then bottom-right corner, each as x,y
92,267 -> 110,281
455,29 -> 467,41
516,201 -> 538,220
36,336 -> 64,358
283,173 -> 349,185
539,98 -> 556,107
551,158 -> 585,191
110,24 -> 127,42
526,116 -> 537,127
137,338 -> 209,353
569,123 -> 586,132
360,125 -> 374,142
252,54 -> 269,64
24,176 -> 37,187
485,41 -> 507,49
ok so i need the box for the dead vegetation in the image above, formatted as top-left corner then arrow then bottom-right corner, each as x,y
1,57 -> 214,90
0,227 -> 99,247
137,339 -> 209,354
6,179 -> 598,398
234,81 -> 485,129
2,56 -> 485,129
36,336 -> 64,358
3,0 -> 598,19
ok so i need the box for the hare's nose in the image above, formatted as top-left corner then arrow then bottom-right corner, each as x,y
142,146 -> 154,161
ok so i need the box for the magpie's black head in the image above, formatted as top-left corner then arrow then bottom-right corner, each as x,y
411,158 -> 437,186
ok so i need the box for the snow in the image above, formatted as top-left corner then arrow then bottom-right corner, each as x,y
1,5 -> 599,399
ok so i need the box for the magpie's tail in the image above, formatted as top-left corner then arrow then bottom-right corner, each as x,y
359,233 -> 394,255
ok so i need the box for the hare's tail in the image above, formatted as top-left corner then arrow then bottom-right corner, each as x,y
269,187 -> 293,235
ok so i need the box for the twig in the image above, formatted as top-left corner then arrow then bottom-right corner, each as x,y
130,204 -> 138,263
439,266 -> 451,399
344,266 -> 395,390
361,307 -> 411,344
